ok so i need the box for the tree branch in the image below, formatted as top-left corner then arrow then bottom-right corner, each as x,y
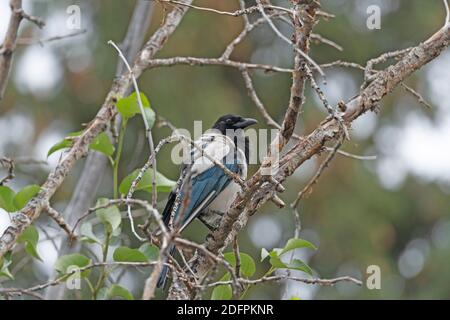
169,18 -> 450,300
0,0 -> 44,99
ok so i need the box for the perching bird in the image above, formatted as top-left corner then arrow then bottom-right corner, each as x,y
157,114 -> 257,288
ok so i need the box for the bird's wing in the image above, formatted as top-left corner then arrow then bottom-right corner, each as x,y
161,133 -> 239,230
178,162 -> 239,231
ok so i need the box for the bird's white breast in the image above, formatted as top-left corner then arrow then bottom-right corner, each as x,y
206,145 -> 247,213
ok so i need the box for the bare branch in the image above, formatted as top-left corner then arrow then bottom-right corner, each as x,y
311,33 -> 343,51
306,66 -> 349,139
241,70 -> 281,130
43,203 -> 76,241
401,83 -> 433,109
146,56 -> 292,73
17,29 -> 87,46
291,137 -> 343,209
15,8 -> 45,28
0,0 -> 43,99
0,261 -> 165,299
155,0 -> 292,17
233,235 -> 241,279
256,0 -> 324,77
444,0 -> 450,25
0,157 -> 15,185
197,275 -> 362,289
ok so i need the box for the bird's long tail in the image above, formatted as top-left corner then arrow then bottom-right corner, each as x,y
156,244 -> 176,289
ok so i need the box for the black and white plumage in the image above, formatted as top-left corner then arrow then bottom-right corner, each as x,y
157,114 -> 257,288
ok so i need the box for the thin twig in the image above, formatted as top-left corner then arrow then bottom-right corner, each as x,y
306,66 -> 349,139
109,40 -> 158,241
44,203 -> 76,240
401,83 -> 433,109
233,235 -> 241,279
310,33 -> 343,51
444,0 -> 450,25
320,60 -> 365,71
174,237 -> 242,297
0,261 -> 166,298
0,0 -> 44,99
0,157 -> 15,185
291,137 -> 344,209
330,148 -> 377,161
155,0 -> 292,17
363,47 -> 413,87
17,29 -> 87,46
256,0 -> 325,78
241,70 -> 281,130
146,56 -> 292,73
196,275 -> 362,289
126,136 -> 177,233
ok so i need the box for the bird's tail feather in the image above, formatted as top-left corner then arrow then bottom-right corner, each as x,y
157,244 -> 176,289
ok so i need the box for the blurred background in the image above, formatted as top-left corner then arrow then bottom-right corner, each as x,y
1,0 -> 450,299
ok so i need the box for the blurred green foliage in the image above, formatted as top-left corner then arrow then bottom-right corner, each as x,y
1,0 -> 450,299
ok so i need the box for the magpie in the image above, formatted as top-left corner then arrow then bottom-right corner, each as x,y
157,114 -> 257,288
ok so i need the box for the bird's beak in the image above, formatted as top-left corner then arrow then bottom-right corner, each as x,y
235,118 -> 258,129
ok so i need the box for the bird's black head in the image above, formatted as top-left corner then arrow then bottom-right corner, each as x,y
211,114 -> 258,134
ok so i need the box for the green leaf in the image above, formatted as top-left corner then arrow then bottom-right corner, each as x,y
95,198 -> 121,233
54,253 -> 91,277
48,131 -> 115,158
107,284 -> 134,300
116,92 -> 150,119
223,252 -> 256,278
89,132 -> 115,157
17,225 -> 42,261
287,259 -> 313,276
0,186 -> 16,212
0,265 -> 13,280
268,252 -> 313,276
280,238 -> 317,256
139,243 -> 159,261
47,131 -> 81,157
268,253 -> 286,269
113,246 -> 148,262
211,274 -> 232,300
13,185 -> 40,210
119,168 -> 176,195
96,287 -> 108,300
0,252 -> 14,280
80,222 -> 102,244
143,107 -> 156,129
47,139 -> 72,157
261,248 -> 270,262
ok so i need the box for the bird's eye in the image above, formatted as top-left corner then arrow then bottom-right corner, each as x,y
226,119 -> 232,124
